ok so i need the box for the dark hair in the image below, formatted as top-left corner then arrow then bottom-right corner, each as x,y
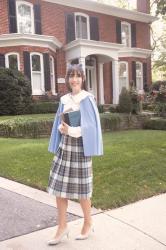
65,64 -> 87,92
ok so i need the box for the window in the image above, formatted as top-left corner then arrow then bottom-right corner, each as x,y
121,22 -> 131,47
136,62 -> 143,90
50,56 -> 56,95
30,53 -> 44,95
5,53 -> 20,70
119,62 -> 129,94
75,13 -> 90,39
16,1 -> 34,34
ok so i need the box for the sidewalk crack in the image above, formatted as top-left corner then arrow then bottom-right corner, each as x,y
104,213 -> 166,247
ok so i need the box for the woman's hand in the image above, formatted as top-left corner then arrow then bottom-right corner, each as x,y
59,121 -> 69,135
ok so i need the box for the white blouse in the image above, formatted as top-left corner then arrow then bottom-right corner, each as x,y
58,90 -> 87,138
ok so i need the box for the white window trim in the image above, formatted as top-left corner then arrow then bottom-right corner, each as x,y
85,57 -> 97,99
50,55 -> 56,95
136,61 -> 143,90
5,52 -> 20,70
74,12 -> 90,40
119,61 -> 129,92
30,52 -> 45,95
121,21 -> 131,47
16,0 -> 35,34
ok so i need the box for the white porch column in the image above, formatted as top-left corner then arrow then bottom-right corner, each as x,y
112,60 -> 120,105
79,57 -> 86,75
66,61 -> 71,70
98,63 -> 105,104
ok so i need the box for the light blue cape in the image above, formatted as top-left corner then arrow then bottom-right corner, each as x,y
48,95 -> 103,156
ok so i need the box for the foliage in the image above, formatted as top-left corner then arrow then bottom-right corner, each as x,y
143,81 -> 166,116
29,101 -> 59,114
0,116 -> 53,138
143,117 -> 166,130
97,104 -> 104,113
0,68 -> 32,115
154,83 -> 166,116
118,87 -> 132,113
155,0 -> 166,16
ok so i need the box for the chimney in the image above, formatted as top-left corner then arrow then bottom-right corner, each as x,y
137,0 -> 150,14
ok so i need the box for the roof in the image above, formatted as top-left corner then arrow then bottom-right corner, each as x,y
44,0 -> 157,23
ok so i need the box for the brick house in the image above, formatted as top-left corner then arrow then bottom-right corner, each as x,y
0,0 -> 156,104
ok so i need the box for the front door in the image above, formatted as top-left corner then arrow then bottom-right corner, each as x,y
85,65 -> 97,100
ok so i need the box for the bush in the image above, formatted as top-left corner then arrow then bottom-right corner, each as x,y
109,105 -> 118,113
0,68 -> 32,115
97,104 -> 104,113
0,116 -> 53,138
29,101 -> 59,114
100,113 -> 121,131
143,118 -> 166,130
151,81 -> 166,91
118,87 -> 132,113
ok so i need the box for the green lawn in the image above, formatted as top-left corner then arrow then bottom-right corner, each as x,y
0,130 -> 166,209
0,113 -> 54,121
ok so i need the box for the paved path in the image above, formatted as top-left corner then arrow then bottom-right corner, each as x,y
0,177 -> 165,250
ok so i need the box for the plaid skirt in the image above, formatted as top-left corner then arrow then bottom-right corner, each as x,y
47,134 -> 93,199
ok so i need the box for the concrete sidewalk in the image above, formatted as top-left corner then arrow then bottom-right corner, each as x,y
0,177 -> 165,250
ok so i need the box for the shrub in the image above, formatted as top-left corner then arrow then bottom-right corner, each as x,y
118,87 -> 132,113
97,104 -> 104,113
0,68 -> 32,115
109,105 -> 118,113
100,113 -> 121,131
143,118 -> 166,130
0,116 -> 53,138
29,101 -> 59,114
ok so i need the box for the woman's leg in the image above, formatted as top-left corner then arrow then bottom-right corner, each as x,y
79,198 -> 92,234
54,197 -> 68,237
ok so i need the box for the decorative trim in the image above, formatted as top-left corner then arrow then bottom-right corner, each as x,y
16,0 -> 35,34
136,61 -> 143,90
74,12 -> 90,40
64,39 -> 123,51
5,52 -> 20,70
0,33 -> 62,51
121,21 -> 131,47
44,0 -> 157,23
30,52 -> 45,95
50,55 -> 56,95
119,61 -> 129,92
119,48 -> 152,58
64,39 -> 152,59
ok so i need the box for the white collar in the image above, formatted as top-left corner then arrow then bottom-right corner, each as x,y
60,90 -> 94,104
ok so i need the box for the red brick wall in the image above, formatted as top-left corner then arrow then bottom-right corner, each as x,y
41,2 -> 150,49
0,0 -> 151,49
137,0 -> 150,14
136,22 -> 151,49
0,0 -> 8,34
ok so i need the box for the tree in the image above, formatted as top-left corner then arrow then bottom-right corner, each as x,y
0,68 -> 32,115
151,0 -> 166,80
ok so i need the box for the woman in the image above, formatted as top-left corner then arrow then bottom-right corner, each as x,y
47,64 -> 103,245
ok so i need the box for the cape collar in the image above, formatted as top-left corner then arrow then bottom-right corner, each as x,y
60,90 -> 94,105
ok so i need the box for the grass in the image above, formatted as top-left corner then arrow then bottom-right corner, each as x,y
0,113 -> 55,121
0,130 -> 166,210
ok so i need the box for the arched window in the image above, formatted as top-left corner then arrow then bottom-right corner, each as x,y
119,61 -> 129,94
75,13 -> 90,39
16,1 -> 34,34
50,56 -> 56,95
5,53 -> 20,70
136,62 -> 143,90
30,53 -> 44,95
121,22 -> 131,47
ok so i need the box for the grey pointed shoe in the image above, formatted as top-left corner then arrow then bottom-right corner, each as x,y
47,227 -> 69,245
75,225 -> 94,240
